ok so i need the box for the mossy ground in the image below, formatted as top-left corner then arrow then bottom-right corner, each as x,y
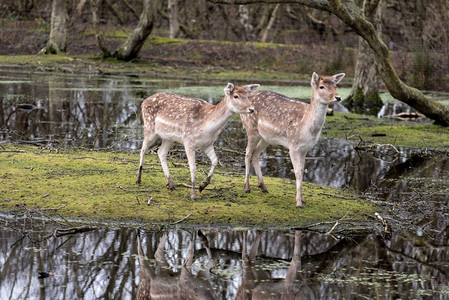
324,113 -> 449,149
0,144 -> 375,228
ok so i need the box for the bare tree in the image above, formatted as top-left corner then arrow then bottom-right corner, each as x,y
344,0 -> 383,115
207,0 -> 449,126
168,0 -> 180,38
39,0 -> 68,54
114,0 -> 160,61
260,4 -> 279,42
89,0 -> 160,61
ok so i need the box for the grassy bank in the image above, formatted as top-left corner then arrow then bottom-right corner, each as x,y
0,144 -> 375,229
324,113 -> 449,150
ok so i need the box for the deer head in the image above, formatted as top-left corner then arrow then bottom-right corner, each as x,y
311,72 -> 345,105
224,83 -> 259,114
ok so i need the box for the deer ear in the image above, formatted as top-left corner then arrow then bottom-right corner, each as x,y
245,84 -> 260,92
311,72 -> 319,87
332,73 -> 345,84
224,83 -> 234,95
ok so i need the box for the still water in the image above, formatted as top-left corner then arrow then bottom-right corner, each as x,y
1,226 -> 449,299
1,66 -> 449,299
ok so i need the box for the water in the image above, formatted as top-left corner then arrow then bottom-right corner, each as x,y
1,225 -> 448,299
1,66 -> 449,299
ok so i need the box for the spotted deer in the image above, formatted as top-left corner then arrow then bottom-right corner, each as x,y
236,230 -> 309,299
136,83 -> 260,200
240,72 -> 345,208
136,230 -> 216,299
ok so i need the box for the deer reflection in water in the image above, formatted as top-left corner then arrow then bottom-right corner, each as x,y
136,230 -> 311,299
136,230 -> 216,300
237,231 -> 312,300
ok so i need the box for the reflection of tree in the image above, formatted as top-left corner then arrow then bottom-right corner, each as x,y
1,224 -> 449,298
1,73 -> 142,149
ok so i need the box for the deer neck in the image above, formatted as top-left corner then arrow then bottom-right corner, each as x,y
203,97 -> 233,134
305,94 -> 329,137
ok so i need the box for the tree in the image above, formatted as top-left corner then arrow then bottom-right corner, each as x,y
167,0 -> 180,38
39,0 -> 68,54
90,0 -> 160,61
344,0 -> 383,115
208,0 -> 449,126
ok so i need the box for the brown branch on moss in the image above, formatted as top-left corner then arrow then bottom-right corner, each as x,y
169,213 -> 192,225
176,182 -> 235,191
115,185 -> 159,193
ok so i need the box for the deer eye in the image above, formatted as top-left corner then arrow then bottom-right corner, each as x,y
319,86 -> 325,90
233,95 -> 239,99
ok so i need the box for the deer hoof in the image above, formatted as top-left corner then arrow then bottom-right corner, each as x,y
136,179 -> 141,185
245,190 -> 251,194
199,182 -> 208,193
296,205 -> 303,209
259,184 -> 269,193
167,182 -> 176,190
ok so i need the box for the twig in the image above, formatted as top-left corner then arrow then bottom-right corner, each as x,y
324,220 -> 339,236
54,225 -> 99,237
216,146 -> 245,156
318,192 -> 355,200
169,213 -> 192,225
292,212 -> 349,231
115,185 -> 158,193
375,212 -> 391,234
176,183 -> 234,191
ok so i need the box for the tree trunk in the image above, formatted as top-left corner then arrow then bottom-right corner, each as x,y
260,4 -> 280,43
114,0 -> 159,61
168,0 -> 180,38
89,0 -> 112,58
238,5 -> 255,41
208,0 -> 449,126
344,0 -> 383,115
39,0 -> 68,54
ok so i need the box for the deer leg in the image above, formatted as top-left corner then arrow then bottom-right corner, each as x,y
184,145 -> 197,200
289,149 -> 306,208
184,230 -> 196,268
252,139 -> 269,193
199,145 -> 218,193
136,135 -> 158,184
158,140 -> 175,190
244,137 -> 260,193
248,230 -> 262,260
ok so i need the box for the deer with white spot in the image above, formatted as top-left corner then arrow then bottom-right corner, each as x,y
240,72 -> 345,208
136,83 -> 259,200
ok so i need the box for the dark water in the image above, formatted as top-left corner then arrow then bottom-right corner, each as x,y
1,226 -> 449,299
1,67 -> 449,299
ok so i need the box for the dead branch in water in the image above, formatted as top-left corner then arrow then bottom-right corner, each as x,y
54,225 -> 99,237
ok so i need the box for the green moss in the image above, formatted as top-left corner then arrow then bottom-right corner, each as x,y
0,54 -> 76,65
0,144 -> 375,228
324,113 -> 449,149
148,36 -> 188,46
344,86 -> 383,116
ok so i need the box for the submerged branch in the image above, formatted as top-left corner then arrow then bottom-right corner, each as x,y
54,225 -> 99,237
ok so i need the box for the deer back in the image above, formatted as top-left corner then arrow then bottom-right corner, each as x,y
242,90 -> 310,147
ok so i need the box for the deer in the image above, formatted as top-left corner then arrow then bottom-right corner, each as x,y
136,83 -> 260,200
136,230 -> 217,299
235,230 -> 311,299
240,72 -> 345,208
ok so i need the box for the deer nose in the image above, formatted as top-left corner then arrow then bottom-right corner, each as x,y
248,108 -> 255,113
335,96 -> 341,102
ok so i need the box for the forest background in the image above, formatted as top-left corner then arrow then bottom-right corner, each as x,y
1,0 -> 449,112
